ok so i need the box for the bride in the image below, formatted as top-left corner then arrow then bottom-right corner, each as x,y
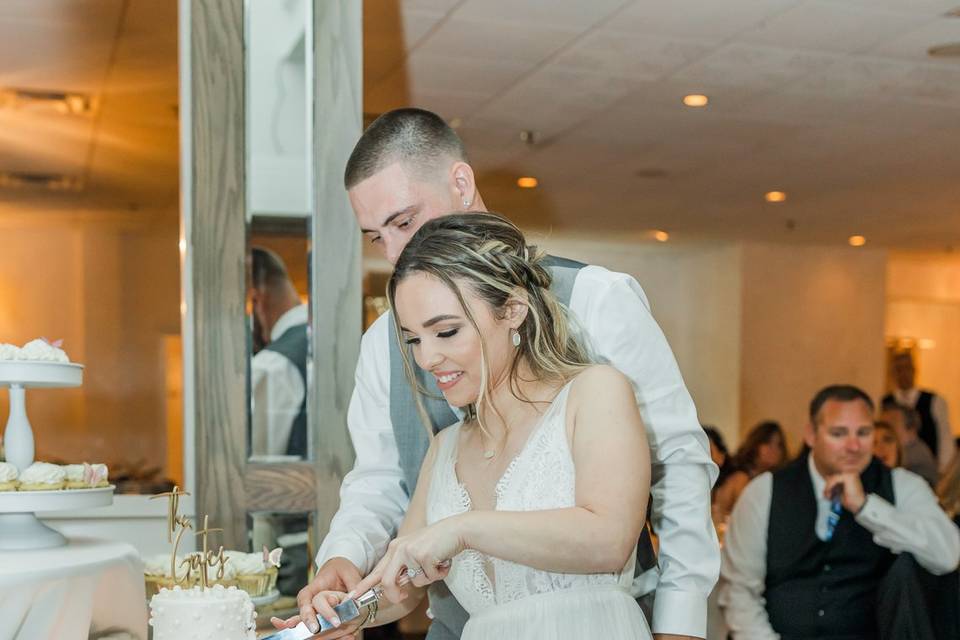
322,212 -> 650,639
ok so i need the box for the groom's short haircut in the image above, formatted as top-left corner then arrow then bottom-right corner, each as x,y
344,107 -> 468,189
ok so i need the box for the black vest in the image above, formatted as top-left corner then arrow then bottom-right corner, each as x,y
882,390 -> 939,457
264,323 -> 309,457
765,454 -> 895,640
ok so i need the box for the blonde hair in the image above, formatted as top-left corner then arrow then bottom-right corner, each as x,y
387,212 -> 592,437
937,454 -> 960,519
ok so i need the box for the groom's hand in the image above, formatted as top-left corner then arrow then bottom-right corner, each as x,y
287,556 -> 363,636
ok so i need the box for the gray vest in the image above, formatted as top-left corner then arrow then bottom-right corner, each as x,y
388,257 -> 654,639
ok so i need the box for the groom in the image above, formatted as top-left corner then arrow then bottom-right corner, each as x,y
294,108 -> 719,639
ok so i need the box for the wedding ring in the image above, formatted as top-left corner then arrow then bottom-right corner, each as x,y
406,566 -> 424,579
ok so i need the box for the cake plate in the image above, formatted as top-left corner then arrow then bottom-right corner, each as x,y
1,361 -> 84,471
0,361 -> 114,550
0,486 -> 115,550
251,588 -> 281,608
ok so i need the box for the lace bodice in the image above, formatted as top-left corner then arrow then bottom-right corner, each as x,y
425,381 -> 635,615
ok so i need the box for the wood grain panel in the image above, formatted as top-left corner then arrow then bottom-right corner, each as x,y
190,0 -> 247,550
311,0 -> 363,545
245,463 -> 317,513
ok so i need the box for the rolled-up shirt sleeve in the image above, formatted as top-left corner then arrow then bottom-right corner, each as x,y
316,314 -> 409,575
855,468 -> 960,575
569,266 -> 720,637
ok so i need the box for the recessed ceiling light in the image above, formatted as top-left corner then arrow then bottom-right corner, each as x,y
683,94 -> 709,107
848,235 -> 866,247
654,230 -> 669,242
765,190 -> 787,203
517,176 -> 538,189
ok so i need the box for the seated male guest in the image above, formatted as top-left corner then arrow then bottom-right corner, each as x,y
719,385 -> 960,640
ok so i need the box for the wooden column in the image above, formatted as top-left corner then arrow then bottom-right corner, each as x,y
187,0 -> 361,552
310,0 -> 363,545
189,0 -> 247,549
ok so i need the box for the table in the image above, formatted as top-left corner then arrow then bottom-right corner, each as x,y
0,536 -> 148,640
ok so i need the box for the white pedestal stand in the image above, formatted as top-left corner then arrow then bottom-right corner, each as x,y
0,361 -> 114,550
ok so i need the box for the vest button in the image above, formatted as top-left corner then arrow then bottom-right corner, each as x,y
818,609 -> 825,617
823,564 -> 831,572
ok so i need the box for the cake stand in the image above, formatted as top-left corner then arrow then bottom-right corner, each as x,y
0,361 -> 114,550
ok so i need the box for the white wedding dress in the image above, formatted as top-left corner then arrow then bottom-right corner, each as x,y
425,381 -> 651,639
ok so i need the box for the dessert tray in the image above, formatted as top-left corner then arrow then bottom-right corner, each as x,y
1,360 -> 115,550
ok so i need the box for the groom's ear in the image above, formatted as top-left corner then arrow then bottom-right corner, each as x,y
503,288 -> 529,328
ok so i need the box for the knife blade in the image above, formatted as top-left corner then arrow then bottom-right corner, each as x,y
259,598 -> 360,640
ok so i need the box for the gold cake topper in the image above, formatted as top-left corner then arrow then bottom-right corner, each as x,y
151,486 -> 228,591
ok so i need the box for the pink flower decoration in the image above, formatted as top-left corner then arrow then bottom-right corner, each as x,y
82,463 -> 107,486
39,337 -> 64,348
261,545 -> 283,568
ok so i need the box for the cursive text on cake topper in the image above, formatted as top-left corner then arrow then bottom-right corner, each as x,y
149,485 -> 191,543
150,486 -> 228,591
193,514 -> 227,590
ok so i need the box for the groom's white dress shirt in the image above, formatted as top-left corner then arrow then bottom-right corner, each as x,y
317,264 -> 720,637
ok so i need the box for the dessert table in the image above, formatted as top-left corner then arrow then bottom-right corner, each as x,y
0,536 -> 148,640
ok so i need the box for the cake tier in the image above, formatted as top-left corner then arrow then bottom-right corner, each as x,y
149,584 -> 256,640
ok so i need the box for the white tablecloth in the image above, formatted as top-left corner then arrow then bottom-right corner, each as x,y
0,537 -> 147,640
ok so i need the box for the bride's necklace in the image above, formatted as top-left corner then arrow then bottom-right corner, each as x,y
480,433 -> 497,460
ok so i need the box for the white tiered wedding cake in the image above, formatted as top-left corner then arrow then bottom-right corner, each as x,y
149,584 -> 256,640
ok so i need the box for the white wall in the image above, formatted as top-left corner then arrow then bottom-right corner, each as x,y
739,243 -> 888,448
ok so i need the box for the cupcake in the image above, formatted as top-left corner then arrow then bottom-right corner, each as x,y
0,462 -> 18,491
223,548 -> 281,597
17,462 -> 66,491
143,554 -> 180,598
0,343 -> 21,360
17,338 -> 69,363
64,462 -> 110,489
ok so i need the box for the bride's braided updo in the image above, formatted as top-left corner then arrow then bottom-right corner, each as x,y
388,212 -> 592,431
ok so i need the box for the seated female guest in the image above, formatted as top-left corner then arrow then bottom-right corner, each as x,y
873,419 -> 902,469
713,420 -> 787,521
312,213 -> 652,639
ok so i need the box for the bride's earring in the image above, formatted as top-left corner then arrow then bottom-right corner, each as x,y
511,329 -> 521,348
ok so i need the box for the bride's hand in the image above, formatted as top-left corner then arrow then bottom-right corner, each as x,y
350,516 -> 463,603
269,590 -> 359,638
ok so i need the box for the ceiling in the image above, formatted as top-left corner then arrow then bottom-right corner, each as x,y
0,1 -> 958,249
0,0 -> 179,218
365,0 -> 960,249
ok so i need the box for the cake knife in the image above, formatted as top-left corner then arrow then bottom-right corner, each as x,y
261,560 -> 451,639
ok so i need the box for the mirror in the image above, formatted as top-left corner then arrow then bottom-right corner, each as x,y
245,0 -> 313,462
247,510 -> 314,598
